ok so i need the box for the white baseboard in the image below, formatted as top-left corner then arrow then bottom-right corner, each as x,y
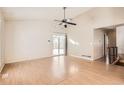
70,55 -> 93,61
5,55 -> 62,64
5,57 -> 28,64
0,63 -> 5,73
93,56 -> 104,61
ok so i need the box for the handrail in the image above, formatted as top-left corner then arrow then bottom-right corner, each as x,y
108,47 -> 118,64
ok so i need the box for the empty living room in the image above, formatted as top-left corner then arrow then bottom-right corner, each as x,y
0,0 -> 124,92
0,0 -> 124,93
0,7 -> 124,85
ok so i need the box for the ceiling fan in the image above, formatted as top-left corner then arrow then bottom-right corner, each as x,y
54,7 -> 77,28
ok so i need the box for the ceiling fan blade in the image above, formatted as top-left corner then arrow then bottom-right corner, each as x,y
54,19 -> 62,22
59,22 -> 63,25
63,21 -> 76,25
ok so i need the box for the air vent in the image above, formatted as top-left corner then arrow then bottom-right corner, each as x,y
81,55 -> 91,58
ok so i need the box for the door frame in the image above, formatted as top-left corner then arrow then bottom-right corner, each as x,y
52,33 -> 67,56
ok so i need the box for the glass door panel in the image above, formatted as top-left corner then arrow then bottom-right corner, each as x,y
59,36 -> 65,55
53,35 -> 59,55
52,34 -> 66,56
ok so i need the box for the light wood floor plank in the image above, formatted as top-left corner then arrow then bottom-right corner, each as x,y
0,56 -> 124,85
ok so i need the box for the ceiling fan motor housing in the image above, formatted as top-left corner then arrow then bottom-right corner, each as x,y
64,24 -> 67,28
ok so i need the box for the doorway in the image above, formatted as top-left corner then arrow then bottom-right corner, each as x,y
103,28 -> 116,57
52,34 -> 67,56
94,27 -> 116,62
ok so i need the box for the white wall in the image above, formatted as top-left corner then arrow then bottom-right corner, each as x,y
116,26 -> 124,54
5,20 -> 65,63
0,10 -> 5,71
67,16 -> 94,60
93,30 -> 104,60
68,7 -> 124,60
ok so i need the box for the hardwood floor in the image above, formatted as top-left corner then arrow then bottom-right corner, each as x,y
0,56 -> 124,85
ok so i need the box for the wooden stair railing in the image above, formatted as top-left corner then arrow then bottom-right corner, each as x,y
108,47 -> 118,64
112,56 -> 120,65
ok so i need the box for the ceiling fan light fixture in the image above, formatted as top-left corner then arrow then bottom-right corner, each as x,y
54,7 -> 77,28
62,23 -> 66,25
66,19 -> 71,22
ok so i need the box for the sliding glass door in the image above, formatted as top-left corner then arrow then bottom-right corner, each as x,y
52,34 -> 67,56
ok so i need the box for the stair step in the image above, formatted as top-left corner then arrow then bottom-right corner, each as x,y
119,60 -> 124,63
116,62 -> 124,66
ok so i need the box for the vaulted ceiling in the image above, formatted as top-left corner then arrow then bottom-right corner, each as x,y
1,7 -> 92,20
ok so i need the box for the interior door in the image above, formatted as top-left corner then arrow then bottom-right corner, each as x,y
52,34 -> 66,56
